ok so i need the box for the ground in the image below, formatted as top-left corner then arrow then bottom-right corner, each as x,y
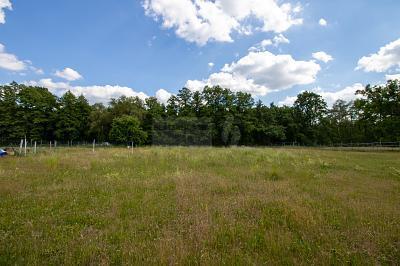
0,147 -> 399,265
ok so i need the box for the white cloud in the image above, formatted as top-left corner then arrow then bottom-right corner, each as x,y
208,62 -> 214,68
293,5 -> 302,13
25,78 -> 70,92
319,18 -> 327,26
0,43 -> 27,71
260,39 -> 273,47
143,0 -> 302,45
25,79 -> 148,104
248,34 -> 289,52
314,83 -> 364,106
312,51 -> 333,63
278,95 -> 297,106
248,40 -> 271,52
71,85 -> 148,104
185,79 -> 207,92
278,83 -> 364,107
186,50 -> 321,96
156,89 -> 172,104
273,34 -> 290,46
0,0 -> 12,24
386,73 -> 400,81
55,67 -> 83,81
357,38 -> 400,72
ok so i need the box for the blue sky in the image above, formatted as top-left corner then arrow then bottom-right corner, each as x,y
0,0 -> 400,105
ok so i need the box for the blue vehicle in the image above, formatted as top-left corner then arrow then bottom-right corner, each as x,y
0,149 -> 7,157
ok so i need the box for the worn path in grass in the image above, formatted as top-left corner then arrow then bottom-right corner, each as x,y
0,148 -> 399,264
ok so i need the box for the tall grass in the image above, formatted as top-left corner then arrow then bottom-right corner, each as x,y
0,147 -> 399,264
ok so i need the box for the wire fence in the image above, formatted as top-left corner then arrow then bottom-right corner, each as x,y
0,140 -> 117,157
272,141 -> 400,151
1,140 -> 400,157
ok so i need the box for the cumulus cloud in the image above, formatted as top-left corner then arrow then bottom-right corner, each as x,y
0,0 -> 12,24
25,79 -> 148,104
156,89 -> 173,104
208,62 -> 214,68
273,34 -> 290,46
357,38 -> 400,72
186,50 -> 321,96
248,34 -> 289,52
248,40 -> 272,52
278,95 -> 297,106
314,83 -> 364,106
386,73 -> 400,81
185,79 -> 207,92
0,43 -> 27,71
278,83 -> 364,107
312,51 -> 333,63
143,0 -> 303,45
319,18 -> 327,26
260,39 -> 273,47
0,45 -> 42,74
55,67 -> 83,81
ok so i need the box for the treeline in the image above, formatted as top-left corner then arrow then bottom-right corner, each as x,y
1,80 -> 399,146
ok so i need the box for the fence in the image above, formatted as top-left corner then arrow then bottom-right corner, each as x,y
1,140 -> 400,157
274,141 -> 400,151
0,139 -> 117,156
152,117 -> 213,146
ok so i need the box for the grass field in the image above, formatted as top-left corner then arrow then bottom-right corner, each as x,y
0,147 -> 399,265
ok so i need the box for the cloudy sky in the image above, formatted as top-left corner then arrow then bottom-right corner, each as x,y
0,0 -> 400,105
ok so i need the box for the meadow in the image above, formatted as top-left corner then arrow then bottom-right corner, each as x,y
0,147 -> 399,265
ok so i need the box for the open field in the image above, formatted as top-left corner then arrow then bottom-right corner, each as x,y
0,148 -> 399,265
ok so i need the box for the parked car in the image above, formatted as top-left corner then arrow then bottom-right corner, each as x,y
0,149 -> 7,157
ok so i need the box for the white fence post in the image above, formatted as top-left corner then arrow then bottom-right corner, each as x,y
19,139 -> 23,155
24,136 -> 27,156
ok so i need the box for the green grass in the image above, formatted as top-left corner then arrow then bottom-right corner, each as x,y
0,147 -> 399,265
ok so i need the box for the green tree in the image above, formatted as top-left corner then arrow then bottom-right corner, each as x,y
0,82 -> 24,143
76,95 -> 92,140
109,115 -> 147,145
166,96 -> 179,116
177,87 -> 193,116
18,85 -> 58,141
89,103 -> 112,142
143,97 -> 165,144
55,91 -> 90,142
2,81 -> 399,147
221,115 -> 241,146
294,91 -> 328,144
328,100 -> 355,143
109,96 -> 146,121
355,80 -> 400,141
191,91 -> 203,117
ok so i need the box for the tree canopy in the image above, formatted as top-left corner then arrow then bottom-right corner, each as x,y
1,80 -> 399,146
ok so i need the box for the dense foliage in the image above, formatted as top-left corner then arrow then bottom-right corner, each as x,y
1,80 -> 399,146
